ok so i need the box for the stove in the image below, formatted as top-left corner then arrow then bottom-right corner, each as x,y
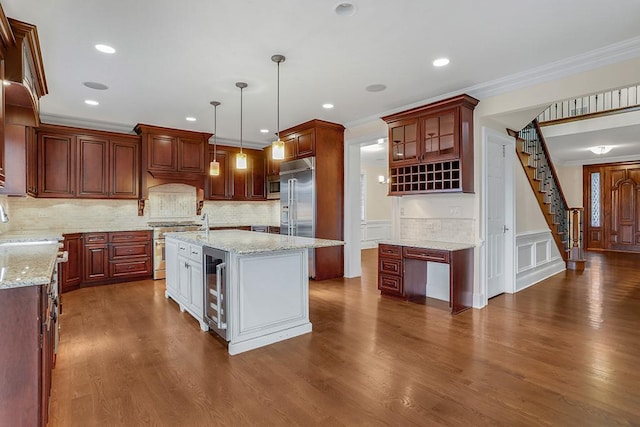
148,221 -> 202,280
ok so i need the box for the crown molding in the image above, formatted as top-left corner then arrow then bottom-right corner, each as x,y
345,36 -> 640,129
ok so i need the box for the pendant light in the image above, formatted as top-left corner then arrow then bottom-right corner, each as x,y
209,101 -> 221,176
235,82 -> 248,170
271,54 -> 286,160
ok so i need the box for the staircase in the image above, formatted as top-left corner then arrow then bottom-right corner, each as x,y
511,120 -> 586,270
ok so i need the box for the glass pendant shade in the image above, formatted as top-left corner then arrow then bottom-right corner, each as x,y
272,138 -> 285,160
209,160 -> 220,176
236,152 -> 247,170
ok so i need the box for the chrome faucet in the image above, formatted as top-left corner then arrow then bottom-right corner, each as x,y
0,202 -> 8,223
201,213 -> 209,237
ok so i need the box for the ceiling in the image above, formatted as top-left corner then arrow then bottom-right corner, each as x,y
4,0 -> 640,149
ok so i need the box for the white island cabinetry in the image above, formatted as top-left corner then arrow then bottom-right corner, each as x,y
164,230 -> 344,355
165,239 -> 208,331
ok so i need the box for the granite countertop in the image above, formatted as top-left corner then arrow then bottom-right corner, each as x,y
380,239 -> 475,251
0,231 -> 64,243
0,241 -> 60,290
166,230 -> 344,254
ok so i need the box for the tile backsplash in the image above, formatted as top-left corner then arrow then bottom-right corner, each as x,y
400,217 -> 475,244
1,196 -> 280,234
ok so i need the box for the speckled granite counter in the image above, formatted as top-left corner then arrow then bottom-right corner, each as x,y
379,239 -> 475,251
166,230 -> 344,254
0,241 -> 60,289
0,231 -> 63,243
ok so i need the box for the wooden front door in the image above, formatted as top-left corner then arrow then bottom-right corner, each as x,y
584,162 -> 640,252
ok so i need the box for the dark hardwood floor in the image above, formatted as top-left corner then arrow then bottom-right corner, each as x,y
49,250 -> 640,426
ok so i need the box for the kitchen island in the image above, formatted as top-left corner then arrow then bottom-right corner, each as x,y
165,230 -> 344,355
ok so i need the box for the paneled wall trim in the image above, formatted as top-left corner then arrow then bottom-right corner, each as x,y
516,230 -> 565,291
361,220 -> 392,249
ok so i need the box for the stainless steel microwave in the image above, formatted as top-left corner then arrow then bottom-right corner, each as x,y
267,176 -> 280,199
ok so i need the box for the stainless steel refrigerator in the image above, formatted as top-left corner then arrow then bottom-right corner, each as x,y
280,157 -> 316,278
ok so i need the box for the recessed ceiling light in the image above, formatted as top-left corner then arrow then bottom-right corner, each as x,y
322,103 -> 334,109
186,117 -> 197,122
334,2 -> 357,16
589,145 -> 612,154
83,81 -> 109,90
260,129 -> 269,133
84,99 -> 99,106
366,84 -> 386,92
433,57 -> 450,67
95,44 -> 116,54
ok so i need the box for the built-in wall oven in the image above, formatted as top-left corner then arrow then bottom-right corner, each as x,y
149,222 -> 202,280
267,176 -> 280,199
204,247 -> 230,340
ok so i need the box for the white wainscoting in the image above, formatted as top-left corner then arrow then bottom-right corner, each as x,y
361,220 -> 392,249
516,230 -> 565,292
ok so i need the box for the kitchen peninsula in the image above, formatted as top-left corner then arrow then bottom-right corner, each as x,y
165,230 -> 344,355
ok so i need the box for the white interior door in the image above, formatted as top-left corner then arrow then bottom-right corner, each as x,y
487,138 -> 507,299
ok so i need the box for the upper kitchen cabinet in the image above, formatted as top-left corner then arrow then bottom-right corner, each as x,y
134,124 -> 211,202
135,124 -> 210,174
205,145 -> 266,201
4,18 -> 48,127
37,124 -> 140,199
381,94 -> 478,195
281,127 -> 315,161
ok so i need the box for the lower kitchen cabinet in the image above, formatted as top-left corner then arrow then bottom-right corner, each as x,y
60,233 -> 82,293
0,282 -> 56,427
377,243 -> 474,314
166,237 -> 208,331
61,230 -> 152,292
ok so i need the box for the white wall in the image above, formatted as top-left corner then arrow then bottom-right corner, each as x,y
515,164 -> 549,234
556,165 -> 583,208
361,164 -> 392,221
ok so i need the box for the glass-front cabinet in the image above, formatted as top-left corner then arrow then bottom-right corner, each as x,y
422,109 -> 459,161
389,119 -> 419,165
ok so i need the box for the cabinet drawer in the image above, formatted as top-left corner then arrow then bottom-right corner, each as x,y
110,242 -> 151,259
378,273 -> 403,296
378,244 -> 402,259
177,242 -> 189,256
110,259 -> 152,277
403,247 -> 449,263
378,257 -> 402,276
188,244 -> 202,261
84,232 -> 108,244
109,231 -> 151,243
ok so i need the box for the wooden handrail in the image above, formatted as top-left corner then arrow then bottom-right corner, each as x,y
532,119 -> 569,210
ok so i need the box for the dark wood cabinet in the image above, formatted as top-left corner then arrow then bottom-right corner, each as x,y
70,230 -> 152,287
377,243 -> 474,314
382,94 -> 478,195
0,281 -> 56,427
278,119 -> 345,280
135,124 -> 210,175
263,145 -> 281,178
77,135 -> 109,197
60,233 -> 83,293
110,139 -> 140,198
377,244 -> 404,297
0,59 -> 5,188
26,127 -> 37,196
38,131 -> 75,197
36,125 -> 140,199
178,137 -> 205,173
108,231 -> 152,279
206,149 -> 231,200
206,146 -> 266,201
83,233 -> 109,282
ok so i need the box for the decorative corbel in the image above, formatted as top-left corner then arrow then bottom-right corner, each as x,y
137,199 -> 145,216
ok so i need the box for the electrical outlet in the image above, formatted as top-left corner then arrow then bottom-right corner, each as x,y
450,207 -> 461,218
400,208 -> 405,216
37,211 -> 48,218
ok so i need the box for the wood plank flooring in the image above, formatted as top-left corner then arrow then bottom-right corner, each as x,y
49,250 -> 640,426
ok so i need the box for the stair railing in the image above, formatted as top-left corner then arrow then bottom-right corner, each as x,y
518,120 -> 570,255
